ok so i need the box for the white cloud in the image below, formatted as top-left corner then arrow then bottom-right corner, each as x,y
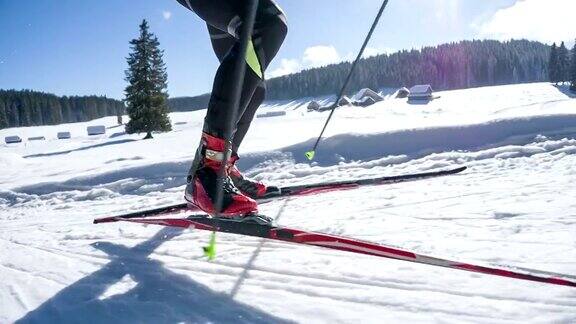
163,11 -> 172,20
268,45 -> 341,78
267,58 -> 301,78
302,45 -> 341,68
362,46 -> 395,58
269,44 -> 396,78
478,0 -> 576,43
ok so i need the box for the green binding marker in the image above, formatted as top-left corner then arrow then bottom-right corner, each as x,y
305,150 -> 315,161
203,232 -> 217,260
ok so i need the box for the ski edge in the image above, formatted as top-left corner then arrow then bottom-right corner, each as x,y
107,215 -> 576,288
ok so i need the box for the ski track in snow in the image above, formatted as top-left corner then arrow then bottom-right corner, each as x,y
1,83 -> 576,323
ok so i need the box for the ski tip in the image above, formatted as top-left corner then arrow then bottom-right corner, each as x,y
305,150 -> 315,161
93,217 -> 119,224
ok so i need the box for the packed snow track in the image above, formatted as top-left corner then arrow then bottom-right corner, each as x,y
1,83 -> 575,323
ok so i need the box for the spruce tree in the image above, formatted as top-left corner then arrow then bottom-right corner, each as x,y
124,19 -> 171,139
557,42 -> 570,83
0,99 -> 8,129
570,40 -> 576,91
548,43 -> 559,84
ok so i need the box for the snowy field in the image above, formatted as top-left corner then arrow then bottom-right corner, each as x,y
1,82 -> 576,323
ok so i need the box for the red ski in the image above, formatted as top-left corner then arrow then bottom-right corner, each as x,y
102,214 -> 576,288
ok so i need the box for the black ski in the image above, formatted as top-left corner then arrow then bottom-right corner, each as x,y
94,166 -> 466,224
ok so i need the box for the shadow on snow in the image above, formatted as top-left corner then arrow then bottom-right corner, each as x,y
24,139 -> 138,159
16,227 -> 291,324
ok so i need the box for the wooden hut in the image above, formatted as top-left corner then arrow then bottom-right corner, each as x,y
408,85 -> 433,101
5,135 -> 22,144
395,87 -> 410,98
354,88 -> 383,103
356,96 -> 376,107
307,101 -> 320,112
87,125 -> 106,136
337,96 -> 352,107
57,132 -> 71,139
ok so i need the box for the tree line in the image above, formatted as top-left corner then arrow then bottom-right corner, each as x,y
167,94 -> 210,112
3,38 -> 572,131
266,39 -> 551,100
548,41 -> 576,89
171,39 -> 556,106
0,90 -> 125,130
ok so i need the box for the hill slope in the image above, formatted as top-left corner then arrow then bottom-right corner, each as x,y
1,83 -> 575,323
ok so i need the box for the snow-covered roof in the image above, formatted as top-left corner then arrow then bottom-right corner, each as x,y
338,96 -> 352,105
307,100 -> 320,108
356,96 -> 376,107
409,84 -> 433,94
353,88 -> 383,102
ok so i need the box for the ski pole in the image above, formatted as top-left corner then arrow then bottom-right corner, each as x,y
208,0 -> 260,260
305,0 -> 390,161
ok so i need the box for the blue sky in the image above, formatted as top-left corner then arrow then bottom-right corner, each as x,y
0,0 -> 574,99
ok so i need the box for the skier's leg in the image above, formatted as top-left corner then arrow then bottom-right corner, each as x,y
203,2 -> 286,139
207,20 -> 276,199
175,0 -> 242,37
176,0 -> 286,139
177,0 -> 259,215
206,25 -> 266,153
177,0 -> 286,212
232,82 -> 265,153
227,0 -> 287,198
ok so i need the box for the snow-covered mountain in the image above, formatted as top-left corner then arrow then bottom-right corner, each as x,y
1,82 -> 575,323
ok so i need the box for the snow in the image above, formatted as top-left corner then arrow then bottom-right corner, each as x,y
1,82 -> 576,323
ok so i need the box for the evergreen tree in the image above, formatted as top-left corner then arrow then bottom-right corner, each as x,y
570,40 -> 576,91
557,42 -> 570,83
0,99 -> 7,129
124,19 -> 171,139
548,43 -> 560,84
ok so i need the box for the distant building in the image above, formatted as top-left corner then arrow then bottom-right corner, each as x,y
337,96 -> 352,106
395,87 -> 410,98
57,132 -> 71,139
408,84 -> 433,101
353,88 -> 383,103
257,111 -> 287,118
307,101 -> 320,112
28,136 -> 46,141
5,135 -> 22,144
87,125 -> 106,136
355,96 -> 376,107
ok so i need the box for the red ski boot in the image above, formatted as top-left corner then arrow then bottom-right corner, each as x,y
184,133 -> 258,216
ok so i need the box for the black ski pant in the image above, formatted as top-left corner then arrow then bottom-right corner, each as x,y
176,0 -> 287,153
